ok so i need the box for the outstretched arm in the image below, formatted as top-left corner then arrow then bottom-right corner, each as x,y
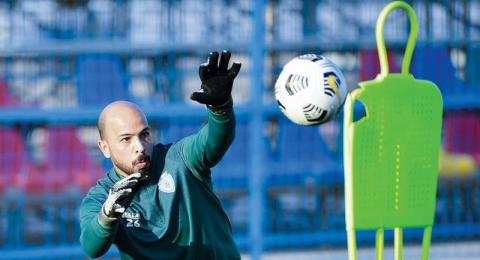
182,50 -> 241,178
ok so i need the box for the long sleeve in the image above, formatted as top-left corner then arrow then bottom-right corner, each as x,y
180,108 -> 235,179
79,188 -> 118,258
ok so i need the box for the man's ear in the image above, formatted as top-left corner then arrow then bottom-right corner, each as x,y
98,139 -> 111,158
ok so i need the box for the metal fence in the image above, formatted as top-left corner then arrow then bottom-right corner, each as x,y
0,0 -> 479,259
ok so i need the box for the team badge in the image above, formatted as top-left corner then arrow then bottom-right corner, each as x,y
158,171 -> 175,193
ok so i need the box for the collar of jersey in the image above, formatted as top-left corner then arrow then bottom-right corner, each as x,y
108,168 -> 124,183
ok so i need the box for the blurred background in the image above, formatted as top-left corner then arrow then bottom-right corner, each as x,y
0,0 -> 478,259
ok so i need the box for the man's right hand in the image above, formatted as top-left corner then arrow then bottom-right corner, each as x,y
190,50 -> 241,112
98,172 -> 145,228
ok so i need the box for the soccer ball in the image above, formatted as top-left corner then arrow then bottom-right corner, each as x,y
274,54 -> 348,126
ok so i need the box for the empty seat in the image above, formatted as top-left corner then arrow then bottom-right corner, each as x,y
0,127 -> 37,194
266,120 -> 341,186
0,78 -> 21,107
29,127 -> 104,193
77,55 -> 129,106
466,46 -> 480,86
444,112 -> 480,165
412,47 -> 455,89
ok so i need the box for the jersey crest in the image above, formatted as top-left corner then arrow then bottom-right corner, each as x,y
158,171 -> 175,193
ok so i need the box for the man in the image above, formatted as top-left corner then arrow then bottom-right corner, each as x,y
80,50 -> 242,259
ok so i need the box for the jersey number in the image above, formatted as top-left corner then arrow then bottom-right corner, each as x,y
126,219 -> 140,228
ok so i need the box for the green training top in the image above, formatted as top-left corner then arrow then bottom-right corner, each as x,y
79,109 -> 240,260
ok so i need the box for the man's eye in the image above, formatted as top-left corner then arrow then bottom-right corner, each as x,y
142,132 -> 150,138
121,137 -> 130,142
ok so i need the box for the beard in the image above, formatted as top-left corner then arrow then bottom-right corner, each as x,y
111,154 -> 151,175
132,154 -> 151,173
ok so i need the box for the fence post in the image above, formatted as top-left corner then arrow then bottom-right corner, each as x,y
249,0 -> 266,259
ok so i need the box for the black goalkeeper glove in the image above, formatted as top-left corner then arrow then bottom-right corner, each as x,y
190,50 -> 242,113
98,172 -> 147,228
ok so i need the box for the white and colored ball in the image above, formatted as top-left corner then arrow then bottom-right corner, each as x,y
274,54 -> 348,125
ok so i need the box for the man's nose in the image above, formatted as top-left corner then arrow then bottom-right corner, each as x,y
133,137 -> 145,154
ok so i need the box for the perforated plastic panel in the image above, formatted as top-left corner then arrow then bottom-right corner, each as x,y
344,74 -> 443,230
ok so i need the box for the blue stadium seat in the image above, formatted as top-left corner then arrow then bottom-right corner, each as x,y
412,47 -> 455,89
76,55 -> 130,106
268,120 -> 343,185
467,46 -> 480,86
411,46 -> 479,96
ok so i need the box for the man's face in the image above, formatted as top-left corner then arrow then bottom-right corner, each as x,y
100,108 -> 153,176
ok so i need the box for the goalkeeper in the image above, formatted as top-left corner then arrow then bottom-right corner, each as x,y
79,50 -> 241,259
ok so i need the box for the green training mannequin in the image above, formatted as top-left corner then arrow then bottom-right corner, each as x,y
343,2 -> 443,260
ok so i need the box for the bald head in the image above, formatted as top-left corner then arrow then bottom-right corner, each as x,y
98,101 -> 147,140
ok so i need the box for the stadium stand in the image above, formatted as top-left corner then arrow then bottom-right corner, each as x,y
0,1 -> 479,259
